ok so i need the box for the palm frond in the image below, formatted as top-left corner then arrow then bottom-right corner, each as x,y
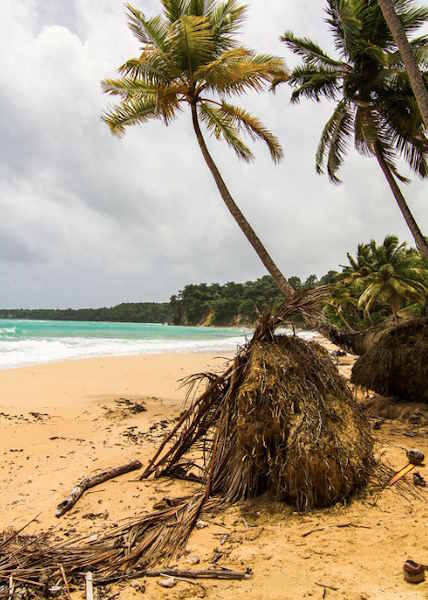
326,0 -> 364,58
102,97 -> 160,136
161,0 -> 190,23
282,31 -> 346,69
169,15 -> 215,72
219,102 -> 283,162
388,35 -> 428,68
209,0 -> 248,52
101,77 -> 158,99
118,47 -> 175,83
395,2 -> 428,37
316,100 -> 353,183
199,102 -> 253,160
288,65 -> 342,103
354,106 -> 409,182
126,4 -> 169,50
377,95 -> 428,178
194,47 -> 251,79
203,54 -> 287,96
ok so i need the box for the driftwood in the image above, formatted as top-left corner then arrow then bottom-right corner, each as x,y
94,568 -> 251,586
56,460 -> 142,517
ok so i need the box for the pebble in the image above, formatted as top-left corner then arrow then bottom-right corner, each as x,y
157,577 -> 176,588
407,449 -> 424,465
196,519 -> 208,529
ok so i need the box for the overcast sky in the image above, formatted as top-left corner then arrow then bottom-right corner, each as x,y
0,0 -> 426,308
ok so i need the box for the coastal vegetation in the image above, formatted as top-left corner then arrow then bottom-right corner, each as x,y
324,235 -> 428,331
2,236 -> 426,330
282,0 -> 428,259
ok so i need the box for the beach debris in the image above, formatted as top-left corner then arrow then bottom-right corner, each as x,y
403,560 -> 425,584
158,577 -> 176,588
196,520 -> 208,529
413,472 -> 426,487
59,565 -> 71,600
351,318 -> 428,403
406,449 -> 424,466
94,568 -> 251,587
210,549 -> 223,564
301,522 -> 371,538
55,460 -> 142,517
315,581 -> 339,592
388,463 -> 415,486
85,572 -> 94,600
387,448 -> 425,487
188,555 -> 200,565
116,397 -> 147,414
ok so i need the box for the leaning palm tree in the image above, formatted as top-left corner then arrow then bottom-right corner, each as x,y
282,0 -> 428,260
102,0 -> 293,297
377,0 -> 428,128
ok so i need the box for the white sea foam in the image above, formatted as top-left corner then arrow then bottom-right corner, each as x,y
0,334 -> 249,369
0,327 -> 17,335
0,326 -> 317,369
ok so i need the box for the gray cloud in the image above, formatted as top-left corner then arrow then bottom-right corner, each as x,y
0,0 -> 426,308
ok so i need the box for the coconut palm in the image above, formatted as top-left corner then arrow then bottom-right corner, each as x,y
101,0 -> 293,297
377,0 -> 428,128
326,284 -> 359,330
341,235 -> 428,321
282,0 -> 428,260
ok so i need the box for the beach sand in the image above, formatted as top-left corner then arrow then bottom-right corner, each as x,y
1,347 -> 427,599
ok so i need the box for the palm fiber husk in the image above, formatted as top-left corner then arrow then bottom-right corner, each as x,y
0,288 -> 380,596
351,318 -> 428,403
234,337 -> 374,510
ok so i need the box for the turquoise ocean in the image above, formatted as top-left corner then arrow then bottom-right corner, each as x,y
0,319 -> 251,369
0,319 -> 316,369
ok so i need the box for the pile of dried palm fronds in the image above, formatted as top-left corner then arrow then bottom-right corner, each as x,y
351,318 -> 428,403
0,288 -> 379,596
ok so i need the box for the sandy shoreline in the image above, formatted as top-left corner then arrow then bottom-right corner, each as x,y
1,348 -> 427,599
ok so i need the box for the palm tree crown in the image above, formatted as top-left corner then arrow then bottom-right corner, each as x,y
340,235 -> 427,320
102,1 -> 287,162
283,0 -> 428,184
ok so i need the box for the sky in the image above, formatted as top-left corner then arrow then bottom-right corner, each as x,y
0,0 -> 427,308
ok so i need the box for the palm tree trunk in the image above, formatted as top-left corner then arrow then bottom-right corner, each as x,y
377,0 -> 428,129
374,143 -> 428,260
190,102 -> 294,298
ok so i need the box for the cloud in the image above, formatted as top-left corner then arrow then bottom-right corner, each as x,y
0,0 -> 426,308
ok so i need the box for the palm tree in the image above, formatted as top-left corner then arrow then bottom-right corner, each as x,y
101,0 -> 293,297
341,235 -> 427,321
326,284 -> 359,330
281,0 -> 428,260
377,0 -> 428,129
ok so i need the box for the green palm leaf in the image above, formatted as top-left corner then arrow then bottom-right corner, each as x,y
219,102 -> 283,162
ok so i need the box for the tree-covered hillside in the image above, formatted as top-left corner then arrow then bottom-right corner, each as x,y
0,274 -> 325,326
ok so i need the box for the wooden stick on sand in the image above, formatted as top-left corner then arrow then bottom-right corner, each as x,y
56,460 -> 142,517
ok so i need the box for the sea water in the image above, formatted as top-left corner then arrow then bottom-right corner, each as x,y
0,319 -> 251,369
0,319 -> 317,369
